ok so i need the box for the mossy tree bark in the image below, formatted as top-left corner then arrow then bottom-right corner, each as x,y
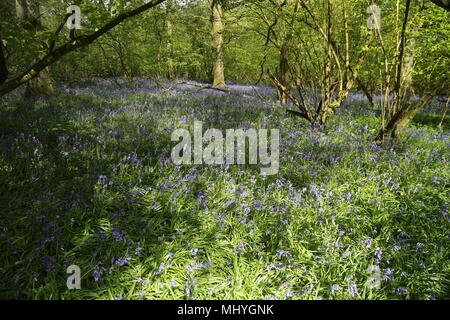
210,0 -> 225,87
375,95 -> 433,145
16,0 -> 54,97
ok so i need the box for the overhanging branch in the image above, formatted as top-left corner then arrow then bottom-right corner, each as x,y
0,0 -> 166,97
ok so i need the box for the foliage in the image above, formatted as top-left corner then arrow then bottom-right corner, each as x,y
0,81 -> 448,299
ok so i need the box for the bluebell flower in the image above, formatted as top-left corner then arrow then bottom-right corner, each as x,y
114,257 -> 130,267
135,246 -> 142,255
112,228 -> 125,242
234,242 -> 246,254
98,232 -> 106,241
374,248 -> 383,260
347,283 -> 358,298
283,290 -> 294,299
92,269 -> 102,282
331,284 -> 341,294
383,268 -> 394,281
155,262 -> 165,277
396,287 -> 407,295
276,249 -> 291,260
364,238 -> 372,249
254,202 -> 263,208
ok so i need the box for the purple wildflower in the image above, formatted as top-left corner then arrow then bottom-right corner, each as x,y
92,269 -> 102,282
348,283 -> 358,298
41,256 -> 54,272
112,228 -> 125,242
155,262 -> 165,277
98,232 -> 106,241
234,242 -> 246,254
383,268 -> 394,281
135,246 -> 142,255
364,238 -> 372,249
396,287 -> 407,295
374,248 -> 383,261
331,284 -> 341,294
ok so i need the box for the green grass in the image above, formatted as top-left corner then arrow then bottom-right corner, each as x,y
0,85 -> 449,300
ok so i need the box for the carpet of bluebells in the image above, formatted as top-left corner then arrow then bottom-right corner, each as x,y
0,78 -> 449,299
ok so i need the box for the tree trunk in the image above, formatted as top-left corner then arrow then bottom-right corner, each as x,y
277,39 -> 290,105
0,0 -> 16,85
17,0 -> 54,97
376,95 -> 432,145
165,0 -> 174,80
210,0 -> 225,87
0,31 -> 7,86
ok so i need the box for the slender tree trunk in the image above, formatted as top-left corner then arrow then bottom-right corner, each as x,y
391,0 -> 412,116
438,97 -> 449,128
210,0 -> 225,87
277,39 -> 290,105
165,0 -> 174,80
0,31 -> 7,85
17,0 -> 54,97
356,78 -> 375,108
275,0 -> 299,106
319,0 -> 334,125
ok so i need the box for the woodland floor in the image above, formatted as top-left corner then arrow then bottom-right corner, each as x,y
0,79 -> 448,299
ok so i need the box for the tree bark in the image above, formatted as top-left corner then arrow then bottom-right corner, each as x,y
391,0 -> 412,115
0,0 -> 16,85
211,0 -> 225,87
277,39 -> 290,105
376,95 -> 433,145
16,0 -> 54,97
165,0 -> 175,80
0,31 -> 7,86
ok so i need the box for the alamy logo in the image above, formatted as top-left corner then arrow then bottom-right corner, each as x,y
367,4 -> 381,30
66,265 -> 81,290
365,265 -> 381,290
67,5 -> 82,30
171,121 -> 279,175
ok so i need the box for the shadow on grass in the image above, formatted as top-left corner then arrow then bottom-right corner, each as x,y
0,93 -> 215,299
412,112 -> 449,130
